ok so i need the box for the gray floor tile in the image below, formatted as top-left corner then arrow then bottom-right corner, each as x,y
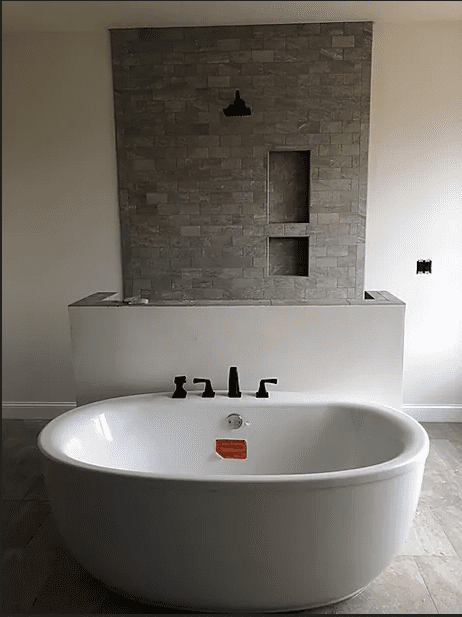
329,556 -> 438,614
3,433 -> 40,458
430,501 -> 462,559
398,505 -> 457,557
2,464 -> 42,500
2,545 -> 55,614
419,441 -> 462,509
8,443 -> 44,470
26,512 -> 66,552
22,418 -> 52,432
430,439 -> 462,483
448,423 -> 462,443
96,591 -> 202,614
2,420 -> 49,462
415,555 -> 462,613
2,420 -> 27,443
3,500 -> 51,549
295,601 -> 338,614
421,423 -> 462,443
23,475 -> 49,500
27,547 -> 116,614
2,441 -> 45,500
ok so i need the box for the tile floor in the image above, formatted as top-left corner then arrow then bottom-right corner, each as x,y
3,419 -> 462,614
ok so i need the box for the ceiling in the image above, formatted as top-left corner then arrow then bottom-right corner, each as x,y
2,1 -> 462,32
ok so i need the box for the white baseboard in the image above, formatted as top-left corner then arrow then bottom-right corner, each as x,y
2,402 -> 76,419
402,404 -> 462,422
2,402 -> 462,422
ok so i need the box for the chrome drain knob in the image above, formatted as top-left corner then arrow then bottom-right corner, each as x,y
227,414 -> 243,429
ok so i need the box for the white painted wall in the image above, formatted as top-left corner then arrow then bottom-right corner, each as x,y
366,22 -> 462,407
2,31 -> 123,406
2,22 -> 461,416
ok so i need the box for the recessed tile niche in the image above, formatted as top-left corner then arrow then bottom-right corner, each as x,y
267,150 -> 310,278
268,151 -> 310,224
110,21 -> 372,302
269,237 -> 309,276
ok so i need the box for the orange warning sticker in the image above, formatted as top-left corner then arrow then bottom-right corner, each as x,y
215,439 -> 247,459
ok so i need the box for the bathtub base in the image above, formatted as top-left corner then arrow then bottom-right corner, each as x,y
105,580 -> 368,613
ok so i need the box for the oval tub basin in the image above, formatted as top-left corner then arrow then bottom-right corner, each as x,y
38,392 -> 429,612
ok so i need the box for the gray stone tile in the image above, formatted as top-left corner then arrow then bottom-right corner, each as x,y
415,556 -> 462,613
422,422 -> 462,442
27,547 -> 110,614
22,418 -> 51,433
430,438 -> 462,476
2,436 -> 27,463
294,600 -> 338,614
447,422 -> 462,443
328,556 -> 437,613
2,462 -> 42,500
26,512 -> 66,552
23,474 -> 49,500
109,21 -> 371,302
430,501 -> 462,559
418,440 -> 462,509
2,545 -> 54,614
3,500 -> 51,549
96,590 -> 201,614
398,505 -> 457,557
2,421 -> 24,446
2,419 -> 49,458
2,422 -> 46,467
13,443 -> 44,468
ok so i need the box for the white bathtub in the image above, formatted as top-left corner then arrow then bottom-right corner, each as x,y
38,392 -> 429,612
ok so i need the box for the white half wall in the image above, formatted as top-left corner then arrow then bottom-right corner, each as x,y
68,299 -> 406,411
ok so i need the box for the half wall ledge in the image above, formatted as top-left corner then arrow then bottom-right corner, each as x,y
69,291 -> 404,307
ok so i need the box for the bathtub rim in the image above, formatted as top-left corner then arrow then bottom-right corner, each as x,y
37,392 -> 429,490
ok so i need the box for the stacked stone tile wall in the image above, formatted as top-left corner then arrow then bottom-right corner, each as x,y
110,21 -> 372,302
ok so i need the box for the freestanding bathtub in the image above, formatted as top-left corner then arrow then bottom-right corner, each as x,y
38,392 -> 429,612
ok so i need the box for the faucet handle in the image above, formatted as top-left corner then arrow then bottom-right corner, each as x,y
193,378 -> 215,398
172,375 -> 187,398
256,378 -> 278,398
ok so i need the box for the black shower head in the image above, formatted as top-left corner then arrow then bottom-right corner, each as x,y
223,90 -> 252,117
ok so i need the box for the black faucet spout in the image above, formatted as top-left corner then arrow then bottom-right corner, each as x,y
228,366 -> 241,398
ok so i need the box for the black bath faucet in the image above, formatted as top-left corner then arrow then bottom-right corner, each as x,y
228,366 -> 241,398
172,376 -> 187,398
193,378 -> 215,398
256,378 -> 278,398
